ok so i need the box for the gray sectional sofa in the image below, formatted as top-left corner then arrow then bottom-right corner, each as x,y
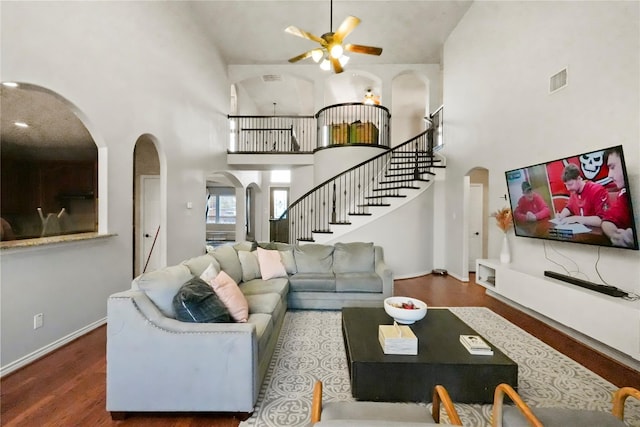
106,241 -> 392,417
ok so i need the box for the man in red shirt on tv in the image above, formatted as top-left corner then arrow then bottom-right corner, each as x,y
514,181 -> 551,223
555,163 -> 608,227
601,147 -> 635,248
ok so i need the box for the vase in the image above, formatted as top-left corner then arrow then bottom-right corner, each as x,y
500,234 -> 511,263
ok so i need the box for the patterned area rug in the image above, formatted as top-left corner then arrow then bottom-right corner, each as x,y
240,308 -> 640,427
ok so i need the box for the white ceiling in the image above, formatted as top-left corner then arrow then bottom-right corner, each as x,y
0,1 -> 472,157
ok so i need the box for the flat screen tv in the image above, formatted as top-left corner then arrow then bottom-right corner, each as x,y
505,145 -> 638,250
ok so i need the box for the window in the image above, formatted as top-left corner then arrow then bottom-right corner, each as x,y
270,169 -> 291,183
206,187 -> 236,224
270,187 -> 289,219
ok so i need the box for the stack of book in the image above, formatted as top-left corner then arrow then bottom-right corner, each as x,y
459,334 -> 493,355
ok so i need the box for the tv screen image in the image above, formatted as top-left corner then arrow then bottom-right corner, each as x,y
505,145 -> 638,250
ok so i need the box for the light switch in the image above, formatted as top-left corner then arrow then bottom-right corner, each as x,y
186,202 -> 193,209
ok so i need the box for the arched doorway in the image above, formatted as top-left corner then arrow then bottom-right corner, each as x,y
133,134 -> 161,276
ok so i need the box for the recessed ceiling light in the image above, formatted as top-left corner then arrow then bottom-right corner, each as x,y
2,82 -> 19,88
14,121 -> 29,128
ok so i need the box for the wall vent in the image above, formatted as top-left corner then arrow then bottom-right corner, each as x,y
549,68 -> 568,93
262,74 -> 283,82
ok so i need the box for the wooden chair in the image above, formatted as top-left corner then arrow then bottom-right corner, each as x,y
310,380 -> 463,426
491,383 -> 640,427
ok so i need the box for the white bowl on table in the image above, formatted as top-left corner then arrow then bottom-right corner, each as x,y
384,297 -> 428,324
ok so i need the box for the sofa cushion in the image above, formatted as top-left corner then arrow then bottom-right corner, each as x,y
257,242 -> 279,250
322,401 -> 434,424
294,244 -> 334,273
333,242 -> 375,273
279,249 -> 297,274
288,273 -> 336,292
209,270 -> 249,322
336,272 -> 383,293
210,244 -> 243,284
181,254 -> 220,277
172,277 -> 231,323
503,407 -> 626,427
257,247 -> 287,280
247,312 -> 274,360
240,278 -> 289,300
132,264 -> 193,318
245,292 -> 282,315
238,250 -> 261,282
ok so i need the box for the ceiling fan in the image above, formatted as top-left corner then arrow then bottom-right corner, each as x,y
285,0 -> 383,73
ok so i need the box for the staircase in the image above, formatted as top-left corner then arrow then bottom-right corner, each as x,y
272,127 -> 445,243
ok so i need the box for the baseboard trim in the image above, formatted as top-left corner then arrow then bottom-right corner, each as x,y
394,270 -> 434,280
0,317 -> 106,378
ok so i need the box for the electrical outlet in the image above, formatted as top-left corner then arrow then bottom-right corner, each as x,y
33,313 -> 44,330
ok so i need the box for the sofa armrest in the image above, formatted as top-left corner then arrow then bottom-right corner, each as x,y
374,246 -> 393,296
107,290 -> 258,413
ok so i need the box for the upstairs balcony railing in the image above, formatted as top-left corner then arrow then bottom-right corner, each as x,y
228,115 -> 316,153
228,103 -> 392,154
272,123 -> 443,243
316,103 -> 391,149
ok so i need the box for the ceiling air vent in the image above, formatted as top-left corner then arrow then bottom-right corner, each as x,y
262,74 -> 283,83
549,68 -> 568,94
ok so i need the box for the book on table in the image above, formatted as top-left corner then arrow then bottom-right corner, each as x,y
459,334 -> 494,355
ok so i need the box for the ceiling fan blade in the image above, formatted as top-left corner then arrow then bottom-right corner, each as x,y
330,56 -> 343,74
344,44 -> 383,56
333,16 -> 360,43
284,25 -> 326,46
288,50 -> 315,63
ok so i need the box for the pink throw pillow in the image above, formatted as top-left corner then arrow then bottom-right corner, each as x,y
257,247 -> 288,280
210,271 -> 249,322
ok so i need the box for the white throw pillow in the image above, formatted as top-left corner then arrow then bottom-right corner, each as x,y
257,247 -> 288,280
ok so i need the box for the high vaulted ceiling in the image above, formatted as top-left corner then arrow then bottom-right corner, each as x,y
190,1 -> 472,66
1,1 -> 472,158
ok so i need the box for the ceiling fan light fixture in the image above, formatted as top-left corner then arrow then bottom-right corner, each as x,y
311,49 -> 324,63
338,55 -> 349,66
330,43 -> 343,59
320,58 -> 331,71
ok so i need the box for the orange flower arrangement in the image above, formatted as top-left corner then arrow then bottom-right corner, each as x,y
492,207 -> 513,233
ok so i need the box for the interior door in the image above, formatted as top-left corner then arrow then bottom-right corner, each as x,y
141,175 -> 160,274
468,183 -> 483,271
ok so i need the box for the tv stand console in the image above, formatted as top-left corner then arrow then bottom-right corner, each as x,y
476,259 -> 639,362
543,271 -> 628,298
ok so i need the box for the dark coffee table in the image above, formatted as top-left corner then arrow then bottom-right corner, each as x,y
342,307 -> 518,403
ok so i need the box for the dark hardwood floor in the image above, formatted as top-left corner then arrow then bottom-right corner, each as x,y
2,274 -> 638,426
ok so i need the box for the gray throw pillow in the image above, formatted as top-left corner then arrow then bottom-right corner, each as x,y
172,277 -> 231,323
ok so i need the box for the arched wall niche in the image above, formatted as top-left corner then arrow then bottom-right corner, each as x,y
391,71 -> 430,147
0,81 -> 107,241
323,69 -> 382,106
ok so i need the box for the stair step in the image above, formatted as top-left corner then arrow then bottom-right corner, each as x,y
364,195 -> 406,199
298,237 -> 315,242
329,221 -> 352,225
357,203 -> 391,207
312,230 -> 333,234
388,166 -> 439,171
385,171 -> 435,178
373,186 -> 420,191
391,155 -> 440,159
379,178 -> 418,184
348,212 -> 373,216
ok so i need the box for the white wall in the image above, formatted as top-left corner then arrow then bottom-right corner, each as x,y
441,0 -> 640,352
1,2 -> 229,371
